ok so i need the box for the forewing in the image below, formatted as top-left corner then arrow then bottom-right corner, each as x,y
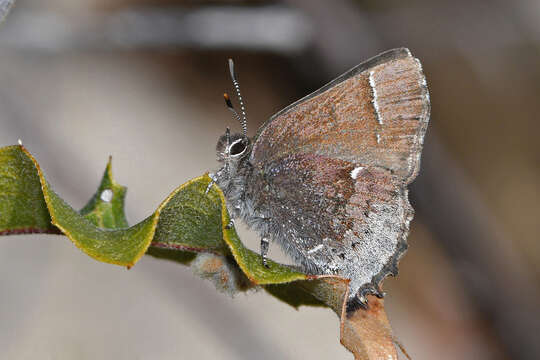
250,48 -> 430,184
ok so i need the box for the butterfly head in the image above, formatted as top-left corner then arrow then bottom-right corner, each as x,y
216,127 -> 251,164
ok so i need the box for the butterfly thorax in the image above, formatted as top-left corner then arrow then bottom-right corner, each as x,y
214,156 -> 252,220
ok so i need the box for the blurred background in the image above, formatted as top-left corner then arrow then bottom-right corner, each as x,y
0,0 -> 538,359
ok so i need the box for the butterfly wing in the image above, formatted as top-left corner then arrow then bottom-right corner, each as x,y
250,48 -> 430,184
245,153 -> 411,302
246,48 -> 430,304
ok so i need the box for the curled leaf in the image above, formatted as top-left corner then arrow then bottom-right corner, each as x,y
151,177 -> 228,254
80,156 -> 128,229
0,144 -> 400,359
0,145 -> 57,235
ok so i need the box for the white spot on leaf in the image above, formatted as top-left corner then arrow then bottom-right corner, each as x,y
100,189 -> 113,202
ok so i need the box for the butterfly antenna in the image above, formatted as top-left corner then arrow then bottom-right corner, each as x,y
228,59 -> 248,136
223,93 -> 243,129
225,126 -> 231,147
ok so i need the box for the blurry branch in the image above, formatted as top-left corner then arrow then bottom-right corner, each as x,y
0,0 -> 15,23
0,5 -> 312,53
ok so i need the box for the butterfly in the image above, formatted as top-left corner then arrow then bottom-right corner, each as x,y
209,48 -> 430,308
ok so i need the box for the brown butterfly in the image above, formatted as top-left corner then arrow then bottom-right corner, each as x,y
210,48 -> 430,309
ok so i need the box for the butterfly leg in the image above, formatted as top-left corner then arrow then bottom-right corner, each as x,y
205,172 -> 218,195
205,165 -> 228,195
205,180 -> 215,195
260,237 -> 270,268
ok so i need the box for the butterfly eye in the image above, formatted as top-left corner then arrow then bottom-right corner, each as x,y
229,139 -> 247,156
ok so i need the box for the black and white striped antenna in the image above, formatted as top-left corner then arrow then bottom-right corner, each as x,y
226,59 -> 248,136
223,93 -> 242,130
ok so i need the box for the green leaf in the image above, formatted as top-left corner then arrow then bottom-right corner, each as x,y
18,147 -> 155,266
0,145 -> 57,234
45,182 -> 159,267
222,222 -> 308,285
80,156 -> 128,229
0,144 -> 347,310
1,145 -> 207,267
151,177 -> 228,254
145,247 -> 197,265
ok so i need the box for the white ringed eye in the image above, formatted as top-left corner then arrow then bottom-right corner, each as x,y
228,139 -> 246,156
